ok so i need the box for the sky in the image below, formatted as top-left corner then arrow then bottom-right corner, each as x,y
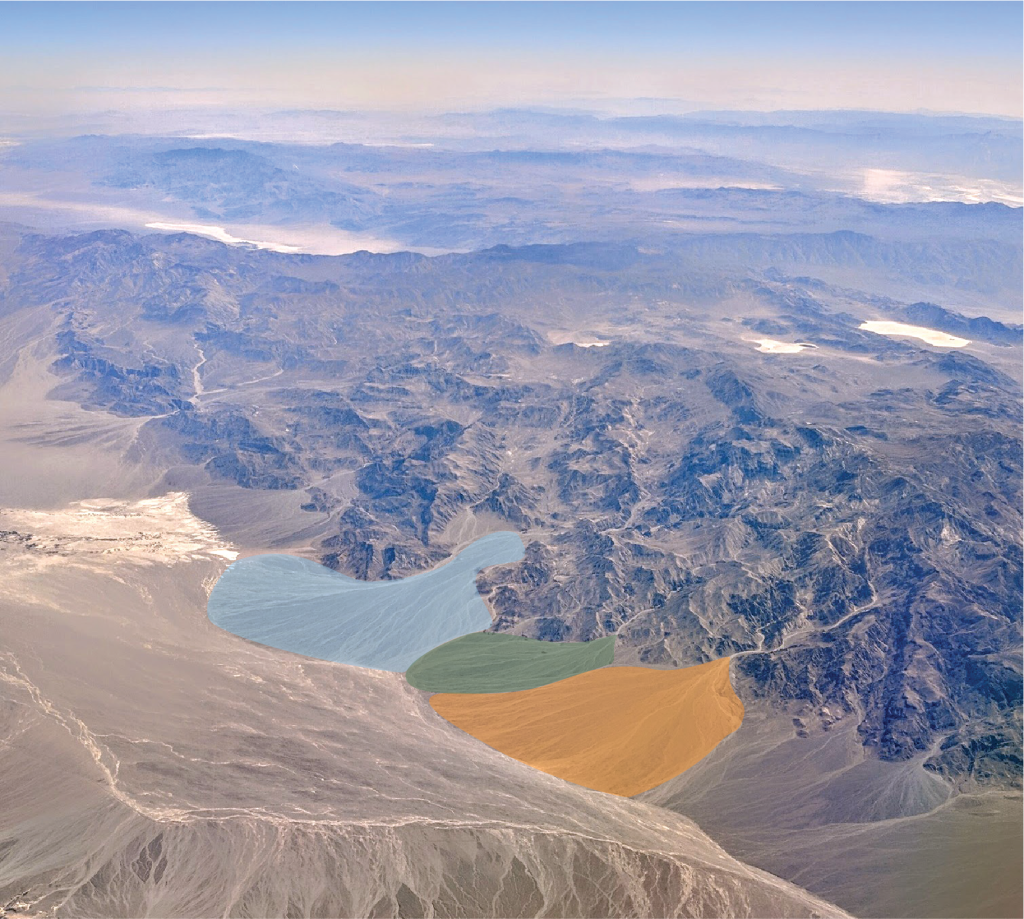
0,1 -> 1021,118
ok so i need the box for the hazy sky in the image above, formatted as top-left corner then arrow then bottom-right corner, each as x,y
1,1 -> 1021,117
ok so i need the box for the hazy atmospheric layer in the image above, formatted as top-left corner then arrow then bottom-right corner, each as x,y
1,108 -> 1022,281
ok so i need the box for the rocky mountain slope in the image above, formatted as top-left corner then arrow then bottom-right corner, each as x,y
0,128 -> 1020,915
3,222 -> 1018,791
0,345 -> 845,918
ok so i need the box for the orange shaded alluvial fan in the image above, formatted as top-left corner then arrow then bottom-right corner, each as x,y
430,658 -> 744,797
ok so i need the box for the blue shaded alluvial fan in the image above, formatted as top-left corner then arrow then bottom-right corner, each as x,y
207,532 -> 525,671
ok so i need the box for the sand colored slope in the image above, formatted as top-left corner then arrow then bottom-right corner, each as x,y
405,632 -> 615,692
430,658 -> 744,797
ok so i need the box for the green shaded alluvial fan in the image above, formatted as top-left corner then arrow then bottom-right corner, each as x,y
405,632 -> 616,693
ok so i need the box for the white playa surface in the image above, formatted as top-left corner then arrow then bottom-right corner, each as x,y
548,331 -> 612,348
145,222 -> 302,253
753,339 -> 817,354
856,168 -> 1023,207
0,193 -> 411,256
859,320 -> 970,348
144,221 -> 409,256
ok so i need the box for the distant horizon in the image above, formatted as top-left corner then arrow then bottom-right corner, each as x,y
1,2 -> 1020,119
2,101 -> 1020,148
23,102 -> 1024,120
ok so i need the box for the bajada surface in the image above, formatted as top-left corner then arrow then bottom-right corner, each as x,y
431,658 -> 744,796
406,633 -> 615,693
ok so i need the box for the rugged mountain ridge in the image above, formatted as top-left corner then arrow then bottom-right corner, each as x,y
0,216 -> 1020,916
2,225 -> 1019,792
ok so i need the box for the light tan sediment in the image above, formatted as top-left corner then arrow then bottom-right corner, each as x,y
430,658 -> 744,797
